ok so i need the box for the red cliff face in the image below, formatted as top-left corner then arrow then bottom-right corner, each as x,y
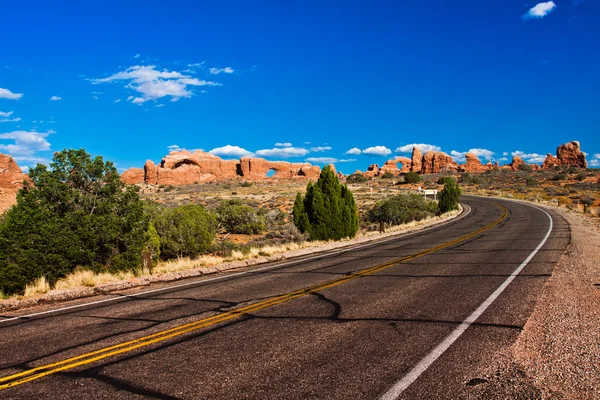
421,151 -> 459,174
0,153 -> 29,212
121,150 -> 321,185
459,152 -> 492,173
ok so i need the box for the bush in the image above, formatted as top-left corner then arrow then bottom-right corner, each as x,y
381,171 -> 395,179
240,181 -> 253,187
518,163 -> 533,172
437,176 -> 456,185
526,177 -> 537,187
403,172 -> 421,184
152,204 -> 217,259
293,165 -> 359,240
367,194 -> 438,226
552,173 -> 566,181
346,173 -> 368,184
460,173 -> 483,185
0,149 -> 150,295
216,199 -> 265,235
439,180 -> 462,213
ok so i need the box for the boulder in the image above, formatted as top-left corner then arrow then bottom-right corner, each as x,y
556,141 -> 587,168
542,154 -> 560,170
411,147 -> 423,172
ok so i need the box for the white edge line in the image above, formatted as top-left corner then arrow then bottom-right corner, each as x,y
0,205 -> 471,324
379,203 -> 553,400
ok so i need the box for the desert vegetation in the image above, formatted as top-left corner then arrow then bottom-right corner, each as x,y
0,151 -> 468,298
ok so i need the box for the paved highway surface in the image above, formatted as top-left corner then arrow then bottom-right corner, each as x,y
0,196 -> 569,399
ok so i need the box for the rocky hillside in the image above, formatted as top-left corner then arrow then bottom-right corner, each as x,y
0,154 -> 28,212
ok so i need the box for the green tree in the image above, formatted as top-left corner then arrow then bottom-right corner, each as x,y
403,172 -> 421,184
346,173 -> 368,184
293,165 -> 358,240
0,149 -> 149,295
381,171 -> 395,179
216,199 -> 265,234
152,204 -> 217,259
438,180 -> 462,213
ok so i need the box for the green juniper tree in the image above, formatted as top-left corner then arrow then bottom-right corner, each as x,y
0,149 -> 150,295
292,165 -> 358,240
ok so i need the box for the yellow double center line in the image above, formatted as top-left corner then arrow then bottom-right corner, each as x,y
0,204 -> 508,391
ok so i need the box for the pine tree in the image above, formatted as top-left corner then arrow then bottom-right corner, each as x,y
292,165 -> 358,240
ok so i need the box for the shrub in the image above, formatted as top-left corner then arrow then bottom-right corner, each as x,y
293,165 -> 359,240
152,204 -> 217,259
0,149 -> 150,295
518,163 -> 533,172
437,176 -> 456,185
240,181 -> 253,187
460,173 -> 483,185
346,173 -> 368,184
367,194 -> 439,226
552,173 -> 566,181
403,172 -> 421,184
381,171 -> 395,179
526,177 -> 537,187
216,199 -> 265,235
439,180 -> 462,213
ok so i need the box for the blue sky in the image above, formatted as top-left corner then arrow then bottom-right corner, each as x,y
1,0 -> 599,173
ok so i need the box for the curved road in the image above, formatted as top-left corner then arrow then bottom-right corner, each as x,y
0,196 -> 570,399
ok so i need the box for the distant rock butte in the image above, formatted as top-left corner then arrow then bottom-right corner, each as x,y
121,150 -> 322,185
459,152 -> 494,173
421,151 -> 459,174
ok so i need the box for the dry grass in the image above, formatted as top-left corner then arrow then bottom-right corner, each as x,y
154,255 -> 224,274
24,276 -> 50,297
53,268 -> 136,291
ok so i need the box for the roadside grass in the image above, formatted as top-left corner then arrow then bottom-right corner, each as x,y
24,276 -> 50,297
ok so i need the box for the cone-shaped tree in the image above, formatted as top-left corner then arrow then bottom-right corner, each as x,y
292,165 -> 358,240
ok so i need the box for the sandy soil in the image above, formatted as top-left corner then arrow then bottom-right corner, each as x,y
464,207 -> 600,399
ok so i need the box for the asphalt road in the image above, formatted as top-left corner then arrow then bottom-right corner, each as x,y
0,196 -> 570,399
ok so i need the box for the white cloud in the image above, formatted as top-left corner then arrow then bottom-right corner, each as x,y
339,159 -> 356,163
255,147 -> 309,158
114,99 -> 121,103
395,143 -> 441,153
209,67 -> 234,75
156,104 -> 164,108
0,130 -> 52,157
0,117 -> 21,123
92,65 -> 220,103
50,95 -> 62,101
167,144 -> 183,152
209,145 -> 254,158
134,54 -> 140,58
310,146 -> 332,152
275,142 -> 293,147
0,111 -> 13,117
127,96 -> 134,101
345,147 -> 362,155
503,152 -> 509,156
523,1 -> 557,19
591,160 -> 599,167
512,150 -> 546,164
451,148 -> 495,162
0,88 -> 23,100
593,153 -> 600,159
362,146 -> 391,156
306,157 -> 338,164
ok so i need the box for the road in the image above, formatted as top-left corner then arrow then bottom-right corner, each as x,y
0,196 -> 569,399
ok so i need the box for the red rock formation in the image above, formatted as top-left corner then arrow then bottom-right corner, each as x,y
0,153 -> 28,212
542,154 -> 560,170
556,141 -> 587,168
509,155 -> 524,171
364,164 -> 380,178
460,153 -> 491,173
379,157 -> 411,175
120,168 -> 145,185
121,150 -> 321,185
411,147 -> 422,172
421,151 -> 459,173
